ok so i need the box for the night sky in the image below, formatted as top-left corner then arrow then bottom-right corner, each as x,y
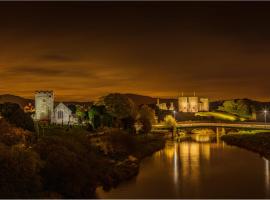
1,2 -> 270,101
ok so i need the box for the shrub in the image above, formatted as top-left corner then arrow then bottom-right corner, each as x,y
0,103 -> 34,131
34,134 -> 99,198
0,143 -> 43,198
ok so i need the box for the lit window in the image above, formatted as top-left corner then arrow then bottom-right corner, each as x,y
58,110 -> 63,119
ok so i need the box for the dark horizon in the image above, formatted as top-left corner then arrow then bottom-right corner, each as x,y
1,2 -> 270,101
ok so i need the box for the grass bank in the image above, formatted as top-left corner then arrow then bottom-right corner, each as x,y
221,132 -> 270,159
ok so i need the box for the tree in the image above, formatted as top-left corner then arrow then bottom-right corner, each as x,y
236,99 -> 251,116
34,135 -> 99,198
164,115 -> 177,137
101,93 -> 137,120
75,105 -> 86,124
138,105 -> 156,134
218,99 -> 252,117
0,103 -> 34,132
100,93 -> 137,133
122,116 -> 136,134
88,105 -> 113,129
218,100 -> 237,113
0,144 -> 43,198
164,115 -> 177,128
0,119 -> 32,146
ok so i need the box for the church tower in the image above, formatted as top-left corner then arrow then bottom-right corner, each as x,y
35,91 -> 54,121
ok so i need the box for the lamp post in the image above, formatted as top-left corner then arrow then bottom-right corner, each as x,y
173,110 -> 176,119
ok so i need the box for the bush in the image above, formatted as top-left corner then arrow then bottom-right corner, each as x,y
0,119 -> 32,146
0,143 -> 43,198
34,134 -> 99,198
0,103 -> 34,131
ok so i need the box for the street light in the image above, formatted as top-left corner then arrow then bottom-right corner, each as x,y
173,110 -> 176,119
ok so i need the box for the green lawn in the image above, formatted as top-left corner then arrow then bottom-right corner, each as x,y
195,111 -> 247,122
230,129 -> 270,134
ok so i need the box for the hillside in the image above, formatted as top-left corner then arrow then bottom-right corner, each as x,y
124,93 -> 157,105
0,94 -> 33,108
0,94 -> 93,108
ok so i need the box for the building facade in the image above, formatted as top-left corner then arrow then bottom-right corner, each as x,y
51,103 -> 77,125
35,91 -> 54,121
34,91 -> 77,125
178,95 -> 209,113
156,98 -> 175,111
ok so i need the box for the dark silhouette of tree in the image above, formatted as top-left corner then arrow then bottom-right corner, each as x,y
0,144 -> 43,198
0,103 -> 34,131
138,105 -> 156,134
34,134 -> 99,198
100,93 -> 137,133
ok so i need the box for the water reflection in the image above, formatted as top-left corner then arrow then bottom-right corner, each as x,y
163,140 -> 211,191
264,158 -> 270,196
97,134 -> 270,199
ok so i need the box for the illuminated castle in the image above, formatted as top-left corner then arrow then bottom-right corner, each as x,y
178,92 -> 209,113
156,92 -> 209,113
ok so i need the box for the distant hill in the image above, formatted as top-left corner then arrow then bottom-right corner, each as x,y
0,94 -> 33,108
0,94 -> 93,108
124,93 -> 157,105
2,93 -> 270,112
210,98 -> 270,111
124,93 -> 178,108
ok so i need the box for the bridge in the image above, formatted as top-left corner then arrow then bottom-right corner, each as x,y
153,121 -> 270,130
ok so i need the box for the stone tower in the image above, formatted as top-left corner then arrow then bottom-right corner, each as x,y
178,96 -> 188,112
35,91 -> 54,121
199,98 -> 209,111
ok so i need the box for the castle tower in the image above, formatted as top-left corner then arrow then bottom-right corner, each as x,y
169,102 -> 174,111
178,96 -> 188,112
199,98 -> 209,112
35,91 -> 54,121
157,98 -> 160,106
188,96 -> 199,112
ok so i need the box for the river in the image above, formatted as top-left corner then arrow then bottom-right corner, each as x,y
96,135 -> 270,198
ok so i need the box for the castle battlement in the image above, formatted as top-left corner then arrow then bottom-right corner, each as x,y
35,90 -> 54,94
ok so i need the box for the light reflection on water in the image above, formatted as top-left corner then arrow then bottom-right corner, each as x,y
97,135 -> 270,199
264,157 -> 270,196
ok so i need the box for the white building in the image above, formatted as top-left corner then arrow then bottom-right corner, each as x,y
51,103 -> 77,125
34,91 -> 78,125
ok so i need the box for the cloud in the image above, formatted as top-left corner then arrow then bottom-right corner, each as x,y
38,53 -> 77,62
5,65 -> 96,78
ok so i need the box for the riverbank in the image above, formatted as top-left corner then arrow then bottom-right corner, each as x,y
92,130 -> 166,192
0,120 -> 166,198
221,132 -> 270,159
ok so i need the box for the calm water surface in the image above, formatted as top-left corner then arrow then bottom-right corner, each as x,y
97,135 -> 270,198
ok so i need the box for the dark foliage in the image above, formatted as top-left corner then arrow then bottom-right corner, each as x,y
140,117 -> 152,134
34,133 -> 99,198
122,116 -> 136,134
0,144 -> 43,198
0,103 -> 34,131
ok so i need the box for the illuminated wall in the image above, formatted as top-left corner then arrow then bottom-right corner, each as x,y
35,91 -> 54,121
188,97 -> 199,112
52,102 -> 76,125
178,96 -> 209,113
178,97 -> 188,112
200,98 -> 209,111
